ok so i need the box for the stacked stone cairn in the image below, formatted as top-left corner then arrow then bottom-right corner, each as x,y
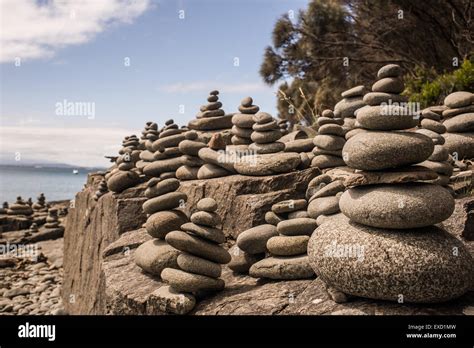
248,112 -> 285,154
93,179 -> 109,201
417,108 -> 453,187
176,130 -> 207,180
0,202 -> 8,214
106,134 -> 141,193
441,91 -> 474,160
136,121 -> 159,172
188,91 -> 233,133
135,178 -> 187,274
311,109 -> 346,169
307,64 -> 474,303
233,111 -> 301,176
231,97 -> 258,147
159,198 -> 231,313
7,197 -> 33,216
143,119 -> 185,180
44,208 -> 63,232
248,198 -> 316,280
334,85 -> 366,135
197,133 -> 235,179
32,193 -> 47,213
233,222 -> 277,275
306,173 -> 345,226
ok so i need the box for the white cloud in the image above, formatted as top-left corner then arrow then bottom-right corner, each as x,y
0,126 -> 133,167
0,0 -> 151,63
159,81 -> 272,94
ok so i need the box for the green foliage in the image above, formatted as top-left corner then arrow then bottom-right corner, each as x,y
406,59 -> 474,108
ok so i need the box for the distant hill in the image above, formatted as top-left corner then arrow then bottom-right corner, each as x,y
0,157 -> 106,171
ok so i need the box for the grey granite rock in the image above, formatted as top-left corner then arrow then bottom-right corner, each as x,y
342,131 -> 433,170
307,214 -> 474,303
339,183 -> 455,229
134,240 -> 180,276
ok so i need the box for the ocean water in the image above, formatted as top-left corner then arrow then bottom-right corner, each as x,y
0,166 -> 91,203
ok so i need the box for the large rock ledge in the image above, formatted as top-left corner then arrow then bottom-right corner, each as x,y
102,228 -> 474,315
62,169 -> 320,314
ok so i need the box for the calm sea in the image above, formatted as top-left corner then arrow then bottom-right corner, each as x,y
0,166 -> 91,203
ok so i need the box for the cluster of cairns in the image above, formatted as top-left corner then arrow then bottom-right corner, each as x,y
176,131 -> 207,180
106,134 -> 141,193
311,110 -> 346,169
143,119 -> 185,180
161,198 -> 230,313
231,97 -> 259,147
441,91 -> 474,160
188,91 -> 233,132
136,122 -> 159,172
247,199 -> 316,280
93,179 -> 109,201
308,64 -> 474,303
333,85 -> 366,134
6,197 -> 33,216
417,107 -> 453,187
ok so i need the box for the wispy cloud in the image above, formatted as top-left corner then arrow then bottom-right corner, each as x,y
159,81 -> 272,94
0,126 -> 133,167
0,0 -> 151,63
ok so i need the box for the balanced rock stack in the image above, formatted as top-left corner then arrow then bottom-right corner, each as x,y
311,109 -> 346,169
231,97 -> 258,146
106,135 -> 141,193
32,193 -> 47,213
417,108 -> 452,186
134,178 -> 187,279
188,91 -> 232,132
29,223 -> 39,233
306,174 -> 345,225
233,223 -> 277,274
7,197 -> 33,216
334,85 -> 366,134
233,112 -> 301,176
93,179 -> 109,201
307,64 -> 474,303
249,199 -> 316,280
144,119 -> 185,180
161,198 -> 231,312
0,202 -> 8,214
248,112 -> 285,154
441,91 -> 474,159
197,133 -> 235,179
136,122 -> 159,171
176,131 -> 207,180
44,209 -> 63,232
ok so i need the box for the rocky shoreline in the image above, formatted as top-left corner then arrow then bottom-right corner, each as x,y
0,238 -> 65,315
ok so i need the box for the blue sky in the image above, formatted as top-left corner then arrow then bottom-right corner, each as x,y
0,0 -> 309,167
